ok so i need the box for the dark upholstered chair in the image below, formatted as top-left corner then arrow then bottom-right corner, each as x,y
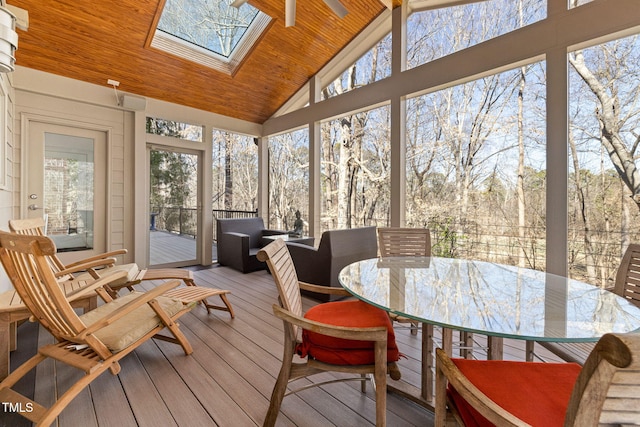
286,226 -> 378,301
216,217 -> 286,273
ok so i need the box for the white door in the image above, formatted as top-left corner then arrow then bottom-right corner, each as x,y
25,121 -> 107,264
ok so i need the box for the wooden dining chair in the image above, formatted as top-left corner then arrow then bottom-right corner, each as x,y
9,217 -> 234,318
377,227 -> 432,335
377,227 -> 432,258
534,243 -> 640,364
0,230 -> 225,427
257,238 -> 402,427
435,332 -> 640,427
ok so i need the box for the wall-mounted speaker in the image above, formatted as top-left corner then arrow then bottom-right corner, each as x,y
119,94 -> 147,111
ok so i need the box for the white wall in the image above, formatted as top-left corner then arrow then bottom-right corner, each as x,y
0,67 -> 263,292
14,89 -> 134,261
0,73 -> 15,292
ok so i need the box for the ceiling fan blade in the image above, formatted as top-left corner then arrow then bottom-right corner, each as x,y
230,0 -> 248,8
323,0 -> 348,19
285,0 -> 296,27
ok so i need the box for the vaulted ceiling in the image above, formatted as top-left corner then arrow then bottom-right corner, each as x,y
10,0 -> 390,123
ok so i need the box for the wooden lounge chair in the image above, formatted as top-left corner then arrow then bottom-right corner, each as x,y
0,230 -> 223,427
377,227 -> 432,335
257,238 -> 402,427
435,332 -> 640,426
0,278 -> 102,381
534,243 -> 640,364
8,217 -> 234,318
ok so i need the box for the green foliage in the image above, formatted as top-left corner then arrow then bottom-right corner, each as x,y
430,218 -> 463,258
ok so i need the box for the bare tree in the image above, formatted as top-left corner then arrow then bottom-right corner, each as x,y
569,46 -> 640,211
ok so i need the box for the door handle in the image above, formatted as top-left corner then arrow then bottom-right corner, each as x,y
28,204 -> 43,211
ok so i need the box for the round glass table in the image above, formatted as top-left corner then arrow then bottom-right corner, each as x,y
338,256 -> 640,404
339,256 -> 640,341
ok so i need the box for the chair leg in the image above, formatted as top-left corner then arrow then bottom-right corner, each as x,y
0,352 -> 114,427
263,366 -> 291,427
148,299 -> 193,355
200,293 -> 235,318
264,348 -> 294,427
434,350 -> 447,427
182,277 -> 235,318
38,361 -> 115,427
374,341 -> 387,427
0,353 -> 46,389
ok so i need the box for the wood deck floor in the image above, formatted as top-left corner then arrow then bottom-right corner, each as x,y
4,264 -> 563,427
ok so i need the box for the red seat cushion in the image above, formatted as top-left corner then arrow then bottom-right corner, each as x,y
297,300 -> 400,365
448,358 -> 582,427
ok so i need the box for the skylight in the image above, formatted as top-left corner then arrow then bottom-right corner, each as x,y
152,0 -> 270,75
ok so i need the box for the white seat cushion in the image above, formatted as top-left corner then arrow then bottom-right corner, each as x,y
79,291 -> 184,353
76,263 -> 140,288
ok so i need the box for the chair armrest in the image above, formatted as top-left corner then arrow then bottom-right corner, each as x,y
78,280 -> 182,338
55,258 -> 118,278
272,304 -> 387,342
262,229 -> 288,237
298,281 -> 351,296
64,249 -> 128,268
223,231 -> 249,238
435,348 -> 526,427
64,269 -> 130,302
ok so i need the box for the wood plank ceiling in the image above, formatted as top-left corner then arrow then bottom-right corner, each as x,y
10,0 -> 388,124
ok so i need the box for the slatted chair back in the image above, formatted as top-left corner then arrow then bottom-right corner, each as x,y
565,332 -> 640,425
616,243 -> 640,307
8,217 -> 47,236
257,238 -> 304,336
0,231 -> 92,346
9,217 -> 70,278
377,227 -> 431,257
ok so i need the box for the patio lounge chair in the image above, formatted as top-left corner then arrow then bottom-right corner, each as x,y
0,230 -> 222,427
257,238 -> 402,427
435,332 -> 640,426
0,276 -> 102,380
8,217 -> 234,318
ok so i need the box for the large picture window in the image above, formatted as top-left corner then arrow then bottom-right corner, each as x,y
407,0 -> 545,69
321,105 -> 391,231
406,62 -> 546,266
568,34 -> 640,285
268,129 -> 309,233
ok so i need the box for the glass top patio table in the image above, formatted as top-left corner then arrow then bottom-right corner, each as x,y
338,257 -> 640,342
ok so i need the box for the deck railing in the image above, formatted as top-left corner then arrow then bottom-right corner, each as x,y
150,207 -> 258,242
150,208 -> 635,286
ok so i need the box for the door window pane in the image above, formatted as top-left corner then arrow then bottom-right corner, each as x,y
44,133 -> 95,252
